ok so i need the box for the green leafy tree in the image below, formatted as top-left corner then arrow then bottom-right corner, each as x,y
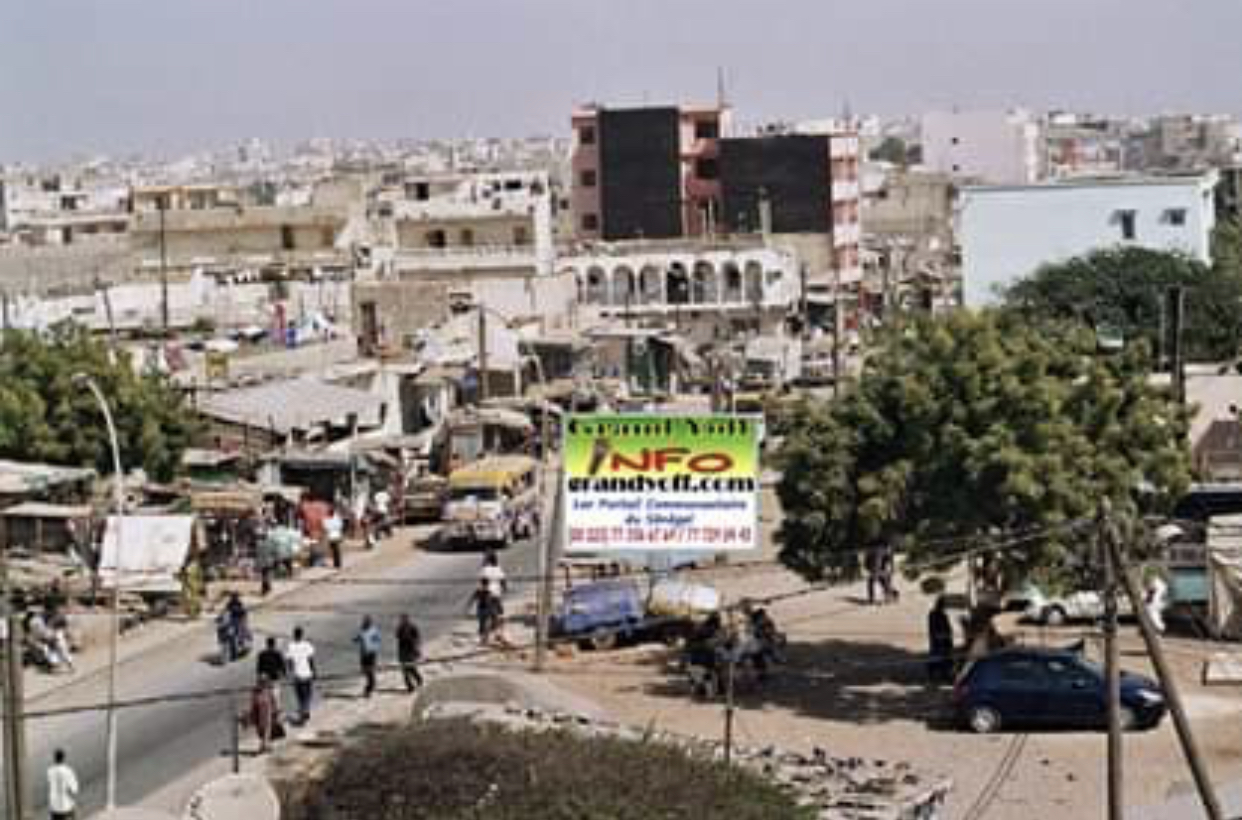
869,136 -> 911,166
1003,246 -> 1242,362
0,327 -> 197,482
776,311 -> 1190,590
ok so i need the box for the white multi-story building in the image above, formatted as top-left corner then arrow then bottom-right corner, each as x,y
922,109 -> 1044,184
959,172 -> 1218,306
559,238 -> 802,345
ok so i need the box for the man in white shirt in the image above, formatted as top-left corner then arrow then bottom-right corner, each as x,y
480,551 -> 507,599
47,748 -> 79,820
325,509 -> 344,569
285,627 -> 317,724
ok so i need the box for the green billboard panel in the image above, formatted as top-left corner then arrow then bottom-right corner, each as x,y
563,414 -> 760,553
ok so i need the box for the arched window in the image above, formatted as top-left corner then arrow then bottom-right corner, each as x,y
586,266 -> 609,304
691,261 -> 718,304
612,266 -> 636,306
639,265 -> 662,304
666,263 -> 690,305
744,261 -> 764,304
722,262 -> 743,303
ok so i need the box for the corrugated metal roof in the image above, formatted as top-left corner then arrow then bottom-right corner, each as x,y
198,378 -> 385,434
0,460 -> 95,497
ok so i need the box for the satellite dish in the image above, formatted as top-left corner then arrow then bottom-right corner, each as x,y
184,774 -> 280,820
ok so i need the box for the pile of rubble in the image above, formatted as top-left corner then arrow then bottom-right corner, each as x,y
421,701 -> 952,819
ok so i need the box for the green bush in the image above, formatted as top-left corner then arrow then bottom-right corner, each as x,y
281,718 -> 812,820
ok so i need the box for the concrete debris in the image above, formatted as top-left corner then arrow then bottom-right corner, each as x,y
418,702 -> 952,819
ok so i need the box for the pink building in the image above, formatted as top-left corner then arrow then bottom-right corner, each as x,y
570,103 -> 730,241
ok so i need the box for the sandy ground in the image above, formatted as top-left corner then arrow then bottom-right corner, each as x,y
529,559 -> 1242,819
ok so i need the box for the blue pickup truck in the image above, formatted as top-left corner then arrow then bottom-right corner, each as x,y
550,578 -> 718,650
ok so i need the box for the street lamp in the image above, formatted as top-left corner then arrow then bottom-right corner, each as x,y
469,303 -> 557,670
73,373 -> 124,810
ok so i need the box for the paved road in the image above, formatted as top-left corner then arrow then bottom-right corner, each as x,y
15,535 -> 541,818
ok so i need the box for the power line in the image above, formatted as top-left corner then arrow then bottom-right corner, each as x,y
961,733 -> 1028,820
16,519 -> 1090,722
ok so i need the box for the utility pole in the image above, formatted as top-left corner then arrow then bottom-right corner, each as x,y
533,351 -> 556,672
723,649 -> 736,766
1168,285 -> 1186,406
1100,506 -> 1123,820
230,693 -> 241,774
477,307 -> 489,403
1109,530 -> 1223,820
1,541 -> 29,820
832,263 -> 843,399
158,194 -> 169,337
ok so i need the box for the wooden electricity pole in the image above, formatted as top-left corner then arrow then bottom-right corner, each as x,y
723,648 -> 736,766
0,542 -> 29,820
1108,531 -> 1222,820
1100,507 -> 1123,820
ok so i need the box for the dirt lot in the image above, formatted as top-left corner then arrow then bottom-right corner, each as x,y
535,562 -> 1242,819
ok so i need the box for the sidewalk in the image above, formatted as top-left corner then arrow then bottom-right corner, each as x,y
26,526 -> 436,705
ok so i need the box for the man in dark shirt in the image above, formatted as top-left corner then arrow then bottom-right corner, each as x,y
927,597 -> 955,684
395,614 -> 423,692
256,637 -> 286,684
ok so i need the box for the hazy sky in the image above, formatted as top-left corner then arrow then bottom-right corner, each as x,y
3,0 -> 1241,163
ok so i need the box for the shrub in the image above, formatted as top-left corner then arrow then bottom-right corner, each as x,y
281,718 -> 812,820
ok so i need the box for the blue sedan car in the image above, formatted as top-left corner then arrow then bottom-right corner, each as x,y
953,647 -> 1166,733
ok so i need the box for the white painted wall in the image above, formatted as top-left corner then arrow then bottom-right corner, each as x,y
959,174 -> 1218,306
922,109 -> 1043,184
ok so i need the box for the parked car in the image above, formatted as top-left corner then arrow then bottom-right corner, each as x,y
1023,586 -> 1134,626
953,647 -> 1165,734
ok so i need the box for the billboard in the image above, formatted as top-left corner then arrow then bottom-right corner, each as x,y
563,414 -> 760,553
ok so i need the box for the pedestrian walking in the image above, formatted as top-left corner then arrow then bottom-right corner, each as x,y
285,627 -> 317,724
480,550 -> 507,598
326,507 -> 345,569
1145,570 -> 1170,634
355,616 -> 382,698
926,596 -> 955,684
396,614 -> 424,692
879,547 -> 897,604
865,547 -> 882,605
47,748 -> 79,820
468,579 -> 498,645
256,636 -> 286,685
249,677 -> 278,754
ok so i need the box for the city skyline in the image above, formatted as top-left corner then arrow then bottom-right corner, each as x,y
3,0 -> 1242,163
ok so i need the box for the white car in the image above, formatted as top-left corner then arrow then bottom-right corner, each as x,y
1024,587 -> 1131,626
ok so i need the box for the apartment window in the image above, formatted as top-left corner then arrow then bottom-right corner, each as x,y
1115,209 -> 1137,240
579,125 -> 596,145
280,225 -> 295,251
426,229 -> 447,248
579,169 -> 597,188
581,213 -> 599,232
513,225 -> 529,245
460,228 -> 475,247
694,120 -> 720,140
950,137 -> 960,146
321,226 -> 335,247
1164,208 -> 1188,226
695,158 -> 719,180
